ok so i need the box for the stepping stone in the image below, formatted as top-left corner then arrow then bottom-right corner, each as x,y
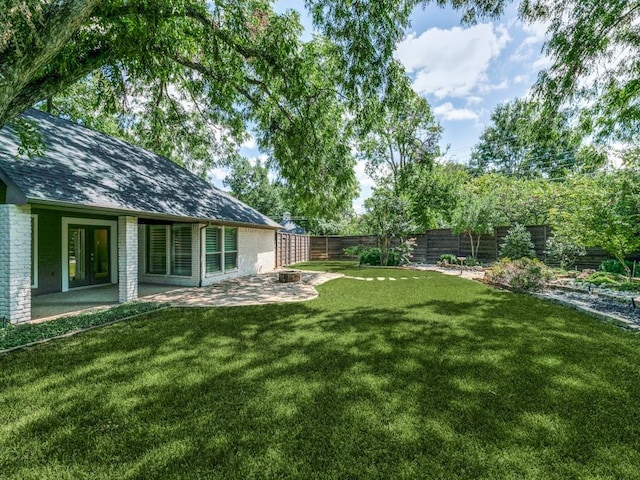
365,278 -> 374,281
389,277 -> 397,281
401,277 -> 408,280
377,277 -> 386,281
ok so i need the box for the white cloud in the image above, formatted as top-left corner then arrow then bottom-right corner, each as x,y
354,159 -> 376,188
241,134 -> 256,150
478,80 -> 509,94
433,102 -> 479,121
513,74 -> 529,84
396,23 -> 511,99
208,167 -> 228,182
466,96 -> 483,106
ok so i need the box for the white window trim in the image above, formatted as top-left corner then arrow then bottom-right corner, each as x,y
223,226 -> 239,272
61,217 -> 118,292
201,225 -> 239,277
31,214 -> 38,289
145,224 -> 194,278
203,226 -> 223,277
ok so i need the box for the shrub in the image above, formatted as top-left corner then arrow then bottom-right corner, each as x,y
344,245 -> 365,259
545,235 -> 586,270
465,256 -> 479,267
358,247 -> 382,266
396,238 -> 416,266
439,254 -> 458,265
486,258 -> 554,292
599,259 -> 634,275
499,224 -> 536,260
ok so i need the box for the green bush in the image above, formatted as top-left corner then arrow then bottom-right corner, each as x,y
439,254 -> 458,265
486,258 -> 554,292
357,246 -> 403,266
599,259 -> 634,275
358,247 -> 382,266
0,302 -> 167,351
499,224 -> 536,260
343,245 -> 366,259
545,236 -> 586,270
465,256 -> 479,267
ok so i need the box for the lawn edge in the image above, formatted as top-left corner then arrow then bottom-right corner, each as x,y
530,292 -> 640,332
0,305 -> 172,356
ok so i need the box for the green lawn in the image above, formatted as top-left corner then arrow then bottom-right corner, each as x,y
2,262 -> 640,479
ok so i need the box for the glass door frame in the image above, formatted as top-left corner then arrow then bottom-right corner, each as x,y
67,225 -> 111,288
62,217 -> 118,292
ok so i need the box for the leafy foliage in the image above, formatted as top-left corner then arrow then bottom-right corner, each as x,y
551,170 -> 640,278
544,235 -> 586,270
486,258 -> 554,292
362,185 -> 418,266
450,183 -> 502,258
0,302 -> 166,351
470,99 -> 604,178
520,0 -> 640,143
499,224 -> 536,260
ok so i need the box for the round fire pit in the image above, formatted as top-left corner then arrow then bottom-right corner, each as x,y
279,270 -> 301,283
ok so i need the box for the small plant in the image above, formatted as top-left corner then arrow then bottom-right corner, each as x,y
486,258 -> 554,292
545,235 -> 586,270
439,254 -> 458,265
465,256 -> 479,267
499,224 -> 536,260
396,238 -> 416,266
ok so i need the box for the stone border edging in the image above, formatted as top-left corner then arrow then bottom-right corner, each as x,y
530,293 -> 640,332
0,306 -> 172,356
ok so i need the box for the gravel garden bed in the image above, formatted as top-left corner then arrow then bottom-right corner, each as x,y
537,283 -> 640,330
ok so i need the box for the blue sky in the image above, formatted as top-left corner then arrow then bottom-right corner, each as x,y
210,1 -> 550,212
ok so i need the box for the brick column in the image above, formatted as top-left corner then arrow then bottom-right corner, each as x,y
118,216 -> 138,303
0,204 -> 32,323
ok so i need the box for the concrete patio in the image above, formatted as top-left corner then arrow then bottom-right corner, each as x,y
31,270 -> 343,322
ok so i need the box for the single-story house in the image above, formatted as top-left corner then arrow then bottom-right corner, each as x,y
0,109 -> 282,323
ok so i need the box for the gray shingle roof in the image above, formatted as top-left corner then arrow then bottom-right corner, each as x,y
0,109 -> 281,229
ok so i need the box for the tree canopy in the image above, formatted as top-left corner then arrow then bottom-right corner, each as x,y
0,0 -> 515,218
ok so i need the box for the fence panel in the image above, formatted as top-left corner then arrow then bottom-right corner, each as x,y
276,233 -> 310,267
309,225 -> 639,268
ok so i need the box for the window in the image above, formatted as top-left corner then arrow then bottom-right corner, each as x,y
171,224 -> 192,276
31,214 -> 38,288
224,227 -> 238,270
205,227 -> 222,274
146,225 -> 167,274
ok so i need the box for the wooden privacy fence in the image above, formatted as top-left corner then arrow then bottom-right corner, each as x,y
310,226 -> 629,269
276,232 -> 310,267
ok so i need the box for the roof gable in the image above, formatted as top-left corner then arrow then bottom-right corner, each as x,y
0,110 -> 280,228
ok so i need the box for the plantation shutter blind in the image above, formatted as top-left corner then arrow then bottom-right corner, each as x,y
205,227 -> 222,274
171,224 -> 192,276
224,228 -> 238,270
147,225 -> 167,274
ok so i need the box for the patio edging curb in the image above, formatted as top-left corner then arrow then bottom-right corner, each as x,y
530,292 -> 640,332
0,305 -> 172,356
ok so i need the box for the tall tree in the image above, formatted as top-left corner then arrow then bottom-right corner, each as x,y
0,0 -> 513,215
520,0 -> 640,143
222,157 -> 287,220
470,99 -> 604,178
359,62 -> 442,187
551,169 -> 640,279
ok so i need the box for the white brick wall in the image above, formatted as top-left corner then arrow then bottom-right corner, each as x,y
201,226 -> 275,286
118,216 -> 138,302
0,205 -> 32,323
238,227 -> 276,276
